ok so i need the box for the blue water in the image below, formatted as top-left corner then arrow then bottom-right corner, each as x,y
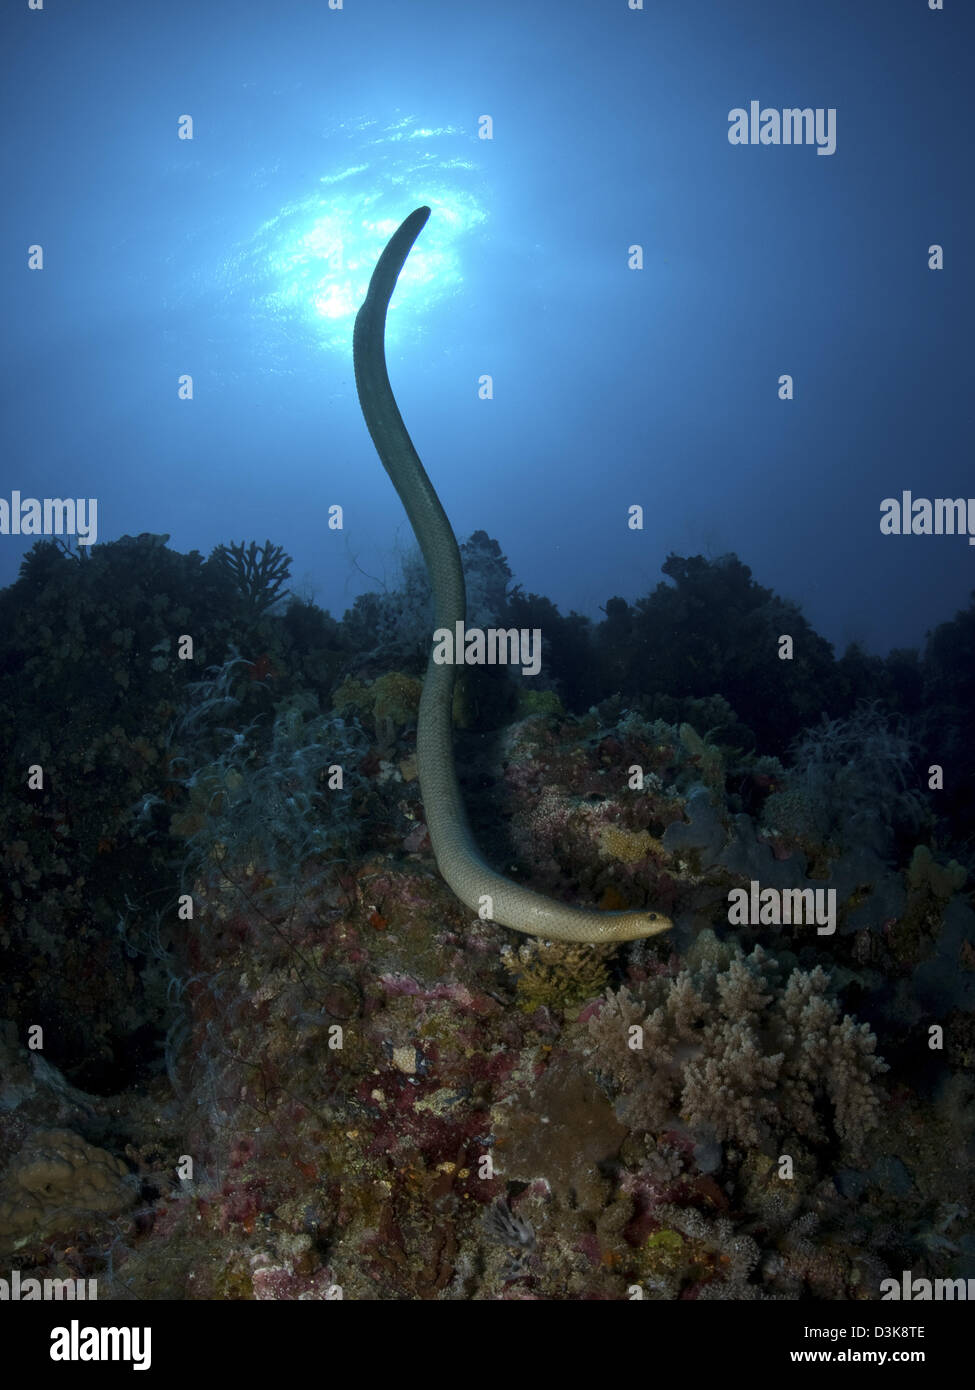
1,0 -> 972,655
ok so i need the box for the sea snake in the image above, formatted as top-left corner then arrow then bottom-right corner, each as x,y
353,206 -> 672,943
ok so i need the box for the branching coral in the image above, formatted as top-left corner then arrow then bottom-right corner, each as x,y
500,938 -> 616,1013
636,1203 -> 762,1300
588,930 -> 888,1158
210,539 -> 293,616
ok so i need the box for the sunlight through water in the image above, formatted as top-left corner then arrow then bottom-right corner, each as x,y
220,118 -> 487,362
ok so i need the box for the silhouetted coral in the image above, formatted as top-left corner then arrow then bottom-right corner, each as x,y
210,539 -> 293,615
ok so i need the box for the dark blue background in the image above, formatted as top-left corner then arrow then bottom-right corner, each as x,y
1,0 -> 971,655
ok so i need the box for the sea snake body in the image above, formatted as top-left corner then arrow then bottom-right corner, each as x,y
353,206 -> 673,943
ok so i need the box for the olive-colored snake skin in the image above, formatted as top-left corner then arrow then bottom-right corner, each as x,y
353,206 -> 672,943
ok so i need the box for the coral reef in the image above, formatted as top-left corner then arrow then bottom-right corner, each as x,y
907,844 -> 967,900
762,703 -> 929,860
0,1129 -> 135,1255
492,1052 -> 628,1211
587,930 -> 888,1157
209,539 -> 293,616
634,1204 -> 761,1300
500,938 -> 616,1014
333,671 -> 421,755
1,532 -> 973,1302
338,531 -> 513,675
171,681 -> 368,897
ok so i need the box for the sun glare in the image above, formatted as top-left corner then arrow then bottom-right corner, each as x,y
219,118 -> 487,360
261,189 -> 484,351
